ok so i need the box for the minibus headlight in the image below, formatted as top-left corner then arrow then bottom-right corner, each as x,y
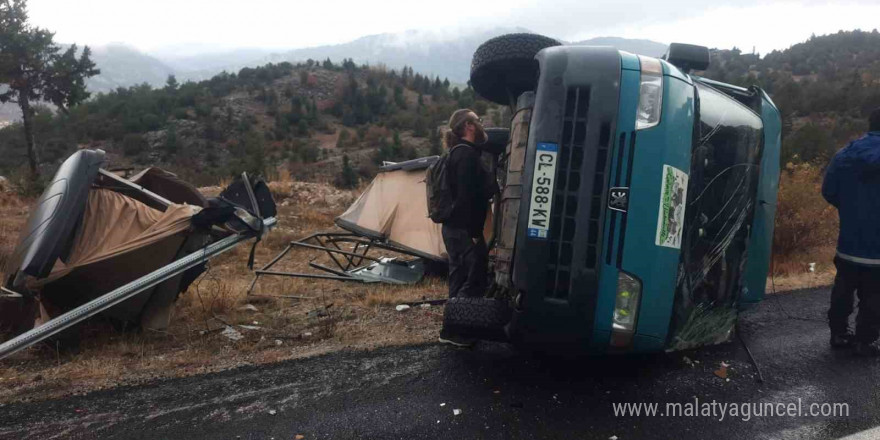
635,56 -> 663,130
612,271 -> 642,333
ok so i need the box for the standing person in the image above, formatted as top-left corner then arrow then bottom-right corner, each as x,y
822,108 -> 880,356
438,109 -> 495,347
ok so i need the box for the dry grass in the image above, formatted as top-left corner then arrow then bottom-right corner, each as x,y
773,163 -> 838,270
0,190 -> 29,271
0,181 -> 442,403
768,163 -> 839,289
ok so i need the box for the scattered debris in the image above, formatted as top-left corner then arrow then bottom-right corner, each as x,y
396,304 -> 411,312
683,356 -> 693,367
453,408 -> 462,416
238,325 -> 261,331
221,326 -> 244,341
295,435 -> 305,440
249,161 -> 448,290
493,390 -> 501,394
420,303 -> 432,309
609,436 -> 618,440
440,403 -> 446,407
402,298 -> 448,307
307,304 -> 333,319
714,361 -> 730,379
303,332 -> 313,338
275,339 -> 283,346
240,304 -> 259,312
268,409 -> 277,415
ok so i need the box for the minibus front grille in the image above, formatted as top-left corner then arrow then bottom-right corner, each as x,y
545,86 -> 610,300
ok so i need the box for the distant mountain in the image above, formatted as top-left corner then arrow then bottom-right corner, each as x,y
268,27 -> 531,83
573,37 -> 668,58
269,28 -> 668,83
152,46 -> 275,82
0,44 -> 175,122
86,44 -> 176,92
0,29 -> 668,122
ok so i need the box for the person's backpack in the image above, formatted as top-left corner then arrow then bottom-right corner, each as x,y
425,144 -> 464,223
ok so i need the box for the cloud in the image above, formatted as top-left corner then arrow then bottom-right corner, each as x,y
24,0 -> 879,54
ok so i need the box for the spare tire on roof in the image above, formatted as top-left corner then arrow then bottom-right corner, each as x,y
470,33 -> 562,106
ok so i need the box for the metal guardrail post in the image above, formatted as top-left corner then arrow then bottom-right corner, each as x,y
0,217 -> 276,361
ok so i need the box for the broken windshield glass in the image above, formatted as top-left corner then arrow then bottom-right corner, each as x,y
669,82 -> 764,350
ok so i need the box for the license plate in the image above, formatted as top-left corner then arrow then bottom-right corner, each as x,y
527,142 -> 558,239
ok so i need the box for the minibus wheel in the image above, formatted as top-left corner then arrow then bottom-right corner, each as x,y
470,33 -> 561,106
442,296 -> 512,341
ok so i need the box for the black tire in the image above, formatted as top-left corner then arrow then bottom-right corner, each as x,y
470,33 -> 562,106
443,297 -> 512,340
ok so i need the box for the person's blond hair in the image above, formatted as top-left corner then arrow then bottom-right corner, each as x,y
444,108 -> 478,149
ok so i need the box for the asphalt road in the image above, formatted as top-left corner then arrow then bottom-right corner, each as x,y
2,286 -> 879,440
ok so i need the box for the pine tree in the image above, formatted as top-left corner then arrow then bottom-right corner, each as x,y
297,119 -> 309,136
164,125 -> 178,157
336,129 -> 350,148
413,117 -> 427,137
336,154 -> 358,189
393,84 -> 406,109
165,75 -> 179,91
0,0 -> 100,178
429,128 -> 442,156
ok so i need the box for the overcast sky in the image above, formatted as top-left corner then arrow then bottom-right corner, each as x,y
25,0 -> 880,56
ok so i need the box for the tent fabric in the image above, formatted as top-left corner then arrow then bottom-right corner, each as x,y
130,167 -> 208,207
336,166 -> 494,262
32,189 -> 198,288
94,168 -> 208,210
336,168 -> 448,261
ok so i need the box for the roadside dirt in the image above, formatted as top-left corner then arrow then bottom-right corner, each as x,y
0,180 -> 445,403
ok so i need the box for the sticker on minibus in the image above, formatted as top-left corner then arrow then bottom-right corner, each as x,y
527,142 -> 558,239
655,164 -> 688,249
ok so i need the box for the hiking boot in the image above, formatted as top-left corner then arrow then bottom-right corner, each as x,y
853,342 -> 880,357
438,329 -> 476,348
830,333 -> 855,349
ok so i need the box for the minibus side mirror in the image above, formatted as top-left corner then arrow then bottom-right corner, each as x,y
663,43 -> 710,73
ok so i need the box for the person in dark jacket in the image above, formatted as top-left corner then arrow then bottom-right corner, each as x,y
822,108 -> 880,356
439,109 -> 495,347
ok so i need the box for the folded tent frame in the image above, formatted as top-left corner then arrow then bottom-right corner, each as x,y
0,149 -> 276,361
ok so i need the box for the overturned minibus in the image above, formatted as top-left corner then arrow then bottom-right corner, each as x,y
443,34 -> 781,353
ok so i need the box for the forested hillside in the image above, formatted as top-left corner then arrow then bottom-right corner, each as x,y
2,30 -> 878,192
0,58 -> 499,188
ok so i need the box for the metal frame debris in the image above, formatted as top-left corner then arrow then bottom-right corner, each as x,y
247,232 -> 432,294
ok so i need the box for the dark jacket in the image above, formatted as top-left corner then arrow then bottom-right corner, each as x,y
444,141 -> 496,238
822,132 -> 880,265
